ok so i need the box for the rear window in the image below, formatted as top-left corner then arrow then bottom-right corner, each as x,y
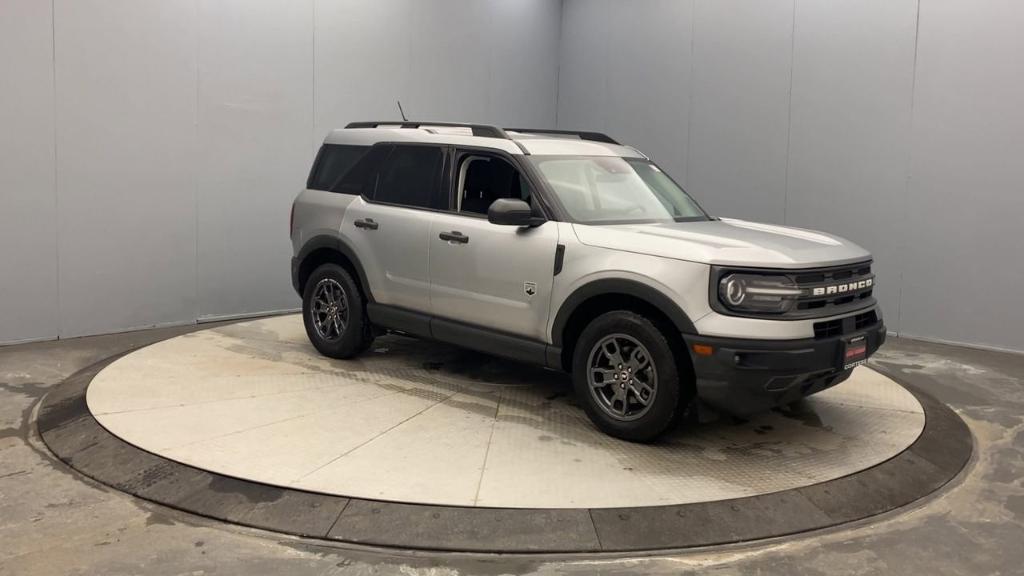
307,144 -> 369,191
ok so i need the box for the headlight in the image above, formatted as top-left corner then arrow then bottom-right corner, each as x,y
718,273 -> 802,314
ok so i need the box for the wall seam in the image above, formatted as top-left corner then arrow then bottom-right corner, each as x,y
684,0 -> 696,186
553,0 -> 564,126
312,0 -> 317,150
782,0 -> 797,225
897,0 -> 923,338
193,0 -> 201,324
602,5 -> 610,133
51,0 -> 61,340
485,0 -> 494,123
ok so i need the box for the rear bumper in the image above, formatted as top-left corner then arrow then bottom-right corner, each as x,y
683,321 -> 886,415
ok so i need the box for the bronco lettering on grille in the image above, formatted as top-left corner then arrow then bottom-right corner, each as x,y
811,278 -> 873,296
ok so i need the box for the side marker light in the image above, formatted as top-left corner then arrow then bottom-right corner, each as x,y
692,344 -> 714,357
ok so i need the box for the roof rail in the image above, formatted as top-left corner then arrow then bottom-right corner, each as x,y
505,128 -> 620,145
343,122 -> 622,147
344,121 -> 509,139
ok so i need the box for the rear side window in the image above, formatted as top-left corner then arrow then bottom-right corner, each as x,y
307,144 -> 369,191
370,145 -> 446,210
334,145 -> 391,196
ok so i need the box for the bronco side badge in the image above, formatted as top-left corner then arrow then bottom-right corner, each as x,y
524,282 -> 537,297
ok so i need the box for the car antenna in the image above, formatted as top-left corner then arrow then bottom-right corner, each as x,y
396,100 -> 408,122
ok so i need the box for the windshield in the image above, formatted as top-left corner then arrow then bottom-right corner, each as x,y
529,156 -> 709,224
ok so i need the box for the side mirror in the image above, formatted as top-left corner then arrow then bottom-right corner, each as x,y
487,198 -> 545,226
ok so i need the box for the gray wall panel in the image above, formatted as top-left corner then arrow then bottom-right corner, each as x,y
54,0 -> 199,338
313,0 -> 408,146
686,0 -> 794,223
557,0 -> 691,182
484,0 -> 562,127
314,0 -> 559,145
557,0 -> 1024,351
404,0 -> 489,122
1,0 -> 561,345
0,0 -> 58,343
555,0 -> 611,133
6,0 -> 1022,352
901,0 -> 1024,351
558,0 -> 795,224
196,0 -> 314,319
785,0 -> 918,333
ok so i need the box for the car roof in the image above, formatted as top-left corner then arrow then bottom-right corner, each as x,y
322,125 -> 646,158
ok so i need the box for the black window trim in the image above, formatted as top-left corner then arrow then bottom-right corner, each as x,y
306,145 -> 327,190
451,154 -> 493,220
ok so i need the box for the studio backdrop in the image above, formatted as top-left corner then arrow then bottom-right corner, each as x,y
2,0 -> 1022,353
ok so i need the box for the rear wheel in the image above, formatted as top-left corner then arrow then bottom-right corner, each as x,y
572,311 -> 685,442
302,263 -> 372,358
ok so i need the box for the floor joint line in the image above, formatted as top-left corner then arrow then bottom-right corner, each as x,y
291,388 -> 466,483
472,389 -> 503,506
323,497 -> 352,538
587,508 -> 605,551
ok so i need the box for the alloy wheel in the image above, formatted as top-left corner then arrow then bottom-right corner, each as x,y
586,333 -> 658,421
311,278 -> 349,341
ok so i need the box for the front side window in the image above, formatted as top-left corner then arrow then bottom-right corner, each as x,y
456,154 -> 532,215
529,156 -> 708,224
372,145 -> 446,210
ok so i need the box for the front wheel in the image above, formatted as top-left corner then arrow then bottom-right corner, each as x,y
572,311 -> 684,442
302,263 -> 372,359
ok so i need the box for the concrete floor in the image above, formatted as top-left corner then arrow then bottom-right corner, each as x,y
1,322 -> 1021,575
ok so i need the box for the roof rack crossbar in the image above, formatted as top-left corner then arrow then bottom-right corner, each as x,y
505,128 -> 620,145
344,121 -> 509,139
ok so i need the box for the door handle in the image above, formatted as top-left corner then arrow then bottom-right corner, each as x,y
439,231 -> 469,244
354,218 -> 379,230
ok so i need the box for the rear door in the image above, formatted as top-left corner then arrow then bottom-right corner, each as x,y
428,149 -> 559,342
342,143 -> 448,314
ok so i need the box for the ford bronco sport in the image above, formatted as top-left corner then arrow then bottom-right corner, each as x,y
290,121 -> 885,442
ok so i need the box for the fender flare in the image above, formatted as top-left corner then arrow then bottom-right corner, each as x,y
550,278 -> 697,347
296,235 -> 373,302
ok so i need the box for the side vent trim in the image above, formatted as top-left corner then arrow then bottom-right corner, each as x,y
553,244 -> 566,276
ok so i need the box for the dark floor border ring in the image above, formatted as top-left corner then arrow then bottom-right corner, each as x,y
36,352 -> 972,554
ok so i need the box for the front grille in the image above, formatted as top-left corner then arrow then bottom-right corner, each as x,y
793,262 -> 874,313
814,310 -> 880,339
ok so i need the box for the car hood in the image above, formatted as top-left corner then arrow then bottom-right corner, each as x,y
571,218 -> 871,269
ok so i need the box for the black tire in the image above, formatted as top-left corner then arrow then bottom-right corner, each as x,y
572,311 -> 686,442
302,263 -> 372,359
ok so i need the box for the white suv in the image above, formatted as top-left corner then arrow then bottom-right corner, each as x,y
290,121 -> 885,442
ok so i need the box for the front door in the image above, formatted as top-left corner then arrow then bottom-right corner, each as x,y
428,151 -> 560,342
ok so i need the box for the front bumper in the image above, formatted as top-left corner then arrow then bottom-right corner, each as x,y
683,320 -> 886,416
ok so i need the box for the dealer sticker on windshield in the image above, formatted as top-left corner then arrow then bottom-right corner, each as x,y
842,335 -> 868,370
